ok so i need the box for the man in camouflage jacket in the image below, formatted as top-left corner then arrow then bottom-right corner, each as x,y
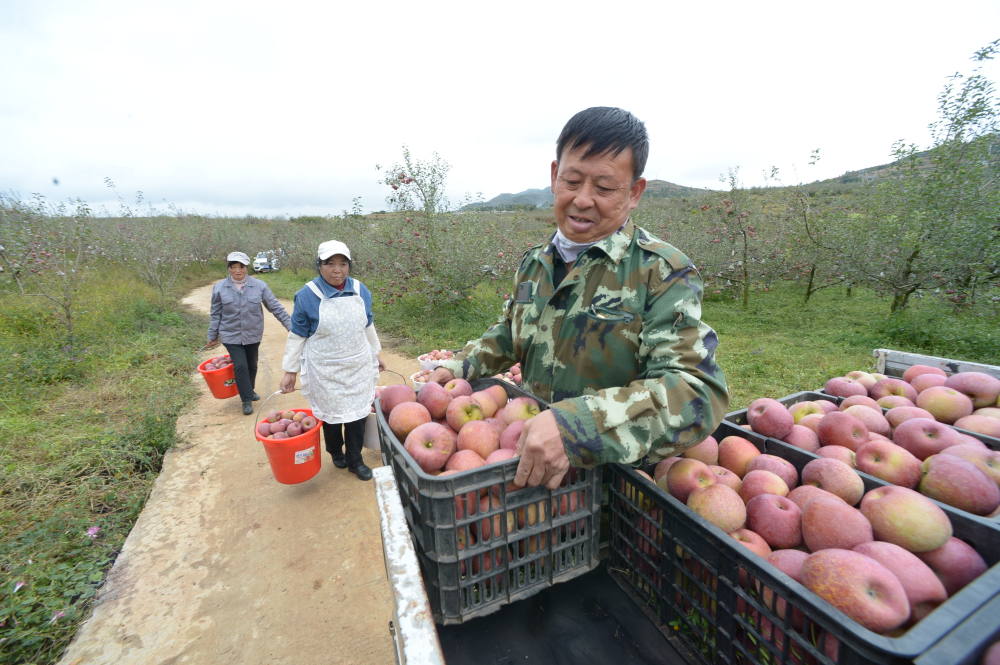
430,107 -> 729,489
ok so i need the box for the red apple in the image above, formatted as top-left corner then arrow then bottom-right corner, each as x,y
870,377 -> 919,403
380,384 -> 417,416
388,401 -> 432,440
665,458 -> 716,503
884,405 -> 935,429
498,419 -> 525,451
783,424 -> 820,452
816,444 -> 857,468
954,414 -> 1000,438
787,484 -> 845,510
739,469 -> 789,503
717,435 -> 761,477
910,373 -> 947,393
457,419 -> 501,459
801,549 -> 910,633
746,454 -> 799,489
801,496 -> 873,551
891,417 -> 961,460
916,386 -> 975,424
687,483 -> 746,533
443,377 -> 474,398
747,493 -> 802,549
843,404 -> 891,437
916,536 -> 988,595
825,376 -> 868,398
818,411 -> 869,451
945,371 -> 1000,409
730,528 -> 772,558
403,422 -> 456,473
681,435 -> 719,465
855,439 -> 922,488
840,395 -> 881,411
748,397 -> 794,439
416,381 -> 453,420
445,395 -> 484,432
801,457 -> 864,505
902,364 -> 947,383
859,485 -> 952,553
920,453 -> 1000,515
445,449 -> 486,472
853,541 -> 947,608
499,396 -> 541,424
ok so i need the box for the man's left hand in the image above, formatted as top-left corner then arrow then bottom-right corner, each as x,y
514,409 -> 570,490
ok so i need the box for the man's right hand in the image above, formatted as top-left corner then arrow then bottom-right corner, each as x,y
428,367 -> 455,385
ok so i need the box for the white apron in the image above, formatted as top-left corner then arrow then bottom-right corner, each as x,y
299,279 -> 377,424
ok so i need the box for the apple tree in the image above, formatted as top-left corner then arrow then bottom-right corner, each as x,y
846,40 -> 999,312
0,194 -> 98,359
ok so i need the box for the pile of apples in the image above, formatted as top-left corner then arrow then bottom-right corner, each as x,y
257,409 -> 319,440
642,432 -> 989,636
417,349 -> 455,370
380,381 -> 540,475
203,355 -> 233,371
735,393 -> 1000,518
823,365 -> 1000,439
494,362 -> 522,386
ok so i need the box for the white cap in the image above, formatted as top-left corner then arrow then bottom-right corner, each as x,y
317,240 -> 351,261
226,251 -> 251,265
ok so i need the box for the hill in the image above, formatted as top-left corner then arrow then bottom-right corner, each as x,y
463,180 -> 717,211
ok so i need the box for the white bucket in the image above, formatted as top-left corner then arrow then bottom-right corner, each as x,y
364,412 -> 381,451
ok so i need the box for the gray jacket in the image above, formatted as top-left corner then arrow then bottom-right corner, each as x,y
208,276 -> 291,345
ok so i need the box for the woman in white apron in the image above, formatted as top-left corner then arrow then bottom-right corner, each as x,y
279,240 -> 385,481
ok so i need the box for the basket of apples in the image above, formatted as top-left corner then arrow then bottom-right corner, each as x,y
254,408 -> 323,484
198,355 -> 238,399
417,349 -> 455,371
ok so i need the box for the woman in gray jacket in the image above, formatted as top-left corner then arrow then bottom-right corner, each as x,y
208,251 -> 292,415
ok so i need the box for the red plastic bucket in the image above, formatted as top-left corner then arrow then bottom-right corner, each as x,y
254,408 -> 322,484
198,356 -> 238,399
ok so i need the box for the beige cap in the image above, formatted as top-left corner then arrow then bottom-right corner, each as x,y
226,251 -> 251,265
317,240 -> 351,261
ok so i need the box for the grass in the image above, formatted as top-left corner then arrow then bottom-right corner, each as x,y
1,257 -> 996,665
0,264 -> 214,665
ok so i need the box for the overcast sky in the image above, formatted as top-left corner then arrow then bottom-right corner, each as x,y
2,1 -> 998,218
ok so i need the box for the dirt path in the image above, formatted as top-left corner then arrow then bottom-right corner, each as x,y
58,283 -> 420,665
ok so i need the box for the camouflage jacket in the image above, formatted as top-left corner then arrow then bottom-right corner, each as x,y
437,219 -> 730,467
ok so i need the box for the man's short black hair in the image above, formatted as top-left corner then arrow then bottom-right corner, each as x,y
556,107 -> 648,181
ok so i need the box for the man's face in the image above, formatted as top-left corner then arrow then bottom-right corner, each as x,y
550,145 -> 647,244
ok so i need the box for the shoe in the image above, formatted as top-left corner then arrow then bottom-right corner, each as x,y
251,392 -> 261,401
348,463 -> 372,481
242,401 -> 254,415
330,454 -> 348,469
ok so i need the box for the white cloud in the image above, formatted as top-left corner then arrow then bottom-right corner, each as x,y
2,0 -> 998,216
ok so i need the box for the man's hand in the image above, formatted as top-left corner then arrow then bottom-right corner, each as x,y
428,367 -> 455,385
377,355 -> 386,372
279,371 -> 297,394
514,409 -> 570,490
205,339 -> 220,350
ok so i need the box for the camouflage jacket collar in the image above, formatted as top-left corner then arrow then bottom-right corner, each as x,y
545,218 -> 637,265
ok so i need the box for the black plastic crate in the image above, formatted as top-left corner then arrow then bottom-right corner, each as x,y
608,420 -> 1000,665
914,593 -> 1000,665
376,377 -> 602,625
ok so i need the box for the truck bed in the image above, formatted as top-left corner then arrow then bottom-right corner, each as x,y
437,562 -> 688,665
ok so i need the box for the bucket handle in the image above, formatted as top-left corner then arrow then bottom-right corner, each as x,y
251,390 -> 287,438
